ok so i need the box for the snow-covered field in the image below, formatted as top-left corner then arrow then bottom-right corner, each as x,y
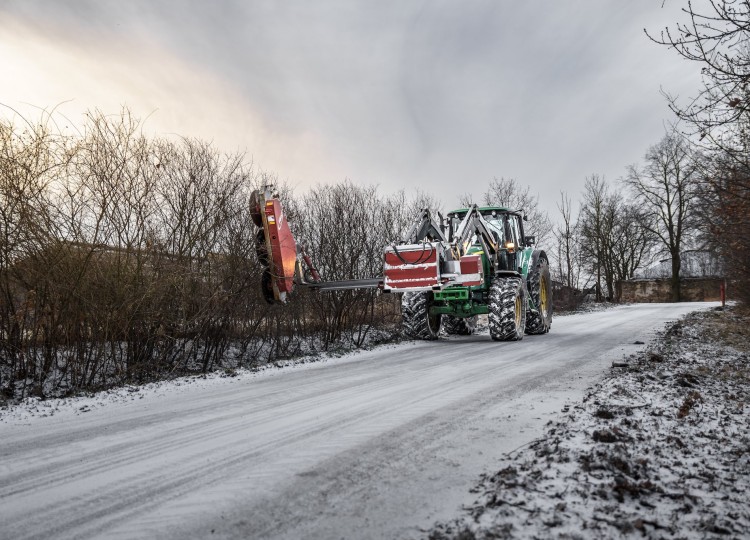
0,302 -> 724,540
430,306 -> 749,539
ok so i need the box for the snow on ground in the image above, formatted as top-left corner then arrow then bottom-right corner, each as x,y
428,306 -> 750,539
0,303 -> 616,424
0,302 -> 721,539
0,341 -> 407,425
0,305 -> 615,424
556,301 -> 619,317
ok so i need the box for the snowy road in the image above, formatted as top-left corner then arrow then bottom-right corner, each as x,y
0,302 -> 716,540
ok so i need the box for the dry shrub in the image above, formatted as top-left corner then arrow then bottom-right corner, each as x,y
0,109 -> 418,400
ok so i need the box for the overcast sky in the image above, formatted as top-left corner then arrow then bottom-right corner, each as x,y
1,1 -> 702,217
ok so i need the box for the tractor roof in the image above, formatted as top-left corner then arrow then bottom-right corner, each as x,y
447,206 -> 515,215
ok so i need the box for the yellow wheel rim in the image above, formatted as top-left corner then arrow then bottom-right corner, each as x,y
514,294 -> 522,328
540,276 -> 548,317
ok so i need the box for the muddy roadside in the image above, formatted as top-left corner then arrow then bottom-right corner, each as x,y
428,306 -> 750,539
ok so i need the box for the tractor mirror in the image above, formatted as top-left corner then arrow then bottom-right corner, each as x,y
525,235 -> 536,246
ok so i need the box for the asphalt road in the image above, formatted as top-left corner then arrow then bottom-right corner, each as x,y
0,302 -> 715,540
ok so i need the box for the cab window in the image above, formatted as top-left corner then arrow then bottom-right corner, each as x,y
484,215 -> 505,244
508,215 -> 522,247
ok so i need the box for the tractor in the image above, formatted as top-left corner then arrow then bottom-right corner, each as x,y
250,187 -> 552,341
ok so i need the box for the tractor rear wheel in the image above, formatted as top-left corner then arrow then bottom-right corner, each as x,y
442,315 -> 477,335
525,256 -> 553,335
401,292 -> 441,340
488,276 -> 526,341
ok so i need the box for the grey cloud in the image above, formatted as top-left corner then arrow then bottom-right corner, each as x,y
2,0 -> 702,216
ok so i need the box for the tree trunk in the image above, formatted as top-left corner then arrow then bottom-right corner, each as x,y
670,251 -> 681,302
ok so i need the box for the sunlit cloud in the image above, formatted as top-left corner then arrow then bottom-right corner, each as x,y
0,1 -> 703,215
0,13 -> 345,189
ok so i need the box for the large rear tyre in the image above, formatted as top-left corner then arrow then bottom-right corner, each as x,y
488,276 -> 526,341
442,315 -> 477,335
525,256 -> 553,335
401,292 -> 441,340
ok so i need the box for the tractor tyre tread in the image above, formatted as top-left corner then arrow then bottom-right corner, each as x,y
402,292 -> 441,340
442,315 -> 478,336
488,276 -> 526,341
525,257 -> 553,335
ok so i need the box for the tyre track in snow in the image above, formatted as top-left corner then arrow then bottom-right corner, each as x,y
2,347 -> 535,540
0,303 -> 715,540
2,344 -> 522,499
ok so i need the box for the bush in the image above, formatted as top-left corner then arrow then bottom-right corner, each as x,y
0,110 -> 414,401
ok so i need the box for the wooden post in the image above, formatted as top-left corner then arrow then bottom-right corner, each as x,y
720,279 -> 726,308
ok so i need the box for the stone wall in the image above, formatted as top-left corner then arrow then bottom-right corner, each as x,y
619,277 -> 728,303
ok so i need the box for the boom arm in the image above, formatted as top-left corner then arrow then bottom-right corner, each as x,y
252,187 -> 384,303
449,204 -> 501,260
401,208 -> 447,244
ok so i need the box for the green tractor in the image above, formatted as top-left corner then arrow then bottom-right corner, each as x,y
385,205 -> 552,341
251,187 -> 551,342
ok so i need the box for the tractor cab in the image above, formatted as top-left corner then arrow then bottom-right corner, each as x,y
447,207 -> 525,246
446,207 -> 528,273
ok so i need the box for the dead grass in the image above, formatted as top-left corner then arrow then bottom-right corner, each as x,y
697,306 -> 750,353
677,390 -> 703,419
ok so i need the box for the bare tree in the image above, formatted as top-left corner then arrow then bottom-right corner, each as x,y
577,176 -> 656,302
552,191 -> 580,289
0,107 -> 412,400
461,177 -> 552,247
647,0 -> 750,154
295,181 -> 399,347
405,188 -> 443,217
650,0 -> 750,305
699,154 -> 750,303
626,134 -> 700,302
611,203 -> 658,285
578,175 -> 610,301
0,112 -> 67,398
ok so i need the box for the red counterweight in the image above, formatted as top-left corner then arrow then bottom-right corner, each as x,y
383,243 -> 442,291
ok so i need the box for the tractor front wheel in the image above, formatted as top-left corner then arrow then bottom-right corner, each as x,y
401,291 -> 441,340
442,315 -> 477,336
488,276 -> 527,341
